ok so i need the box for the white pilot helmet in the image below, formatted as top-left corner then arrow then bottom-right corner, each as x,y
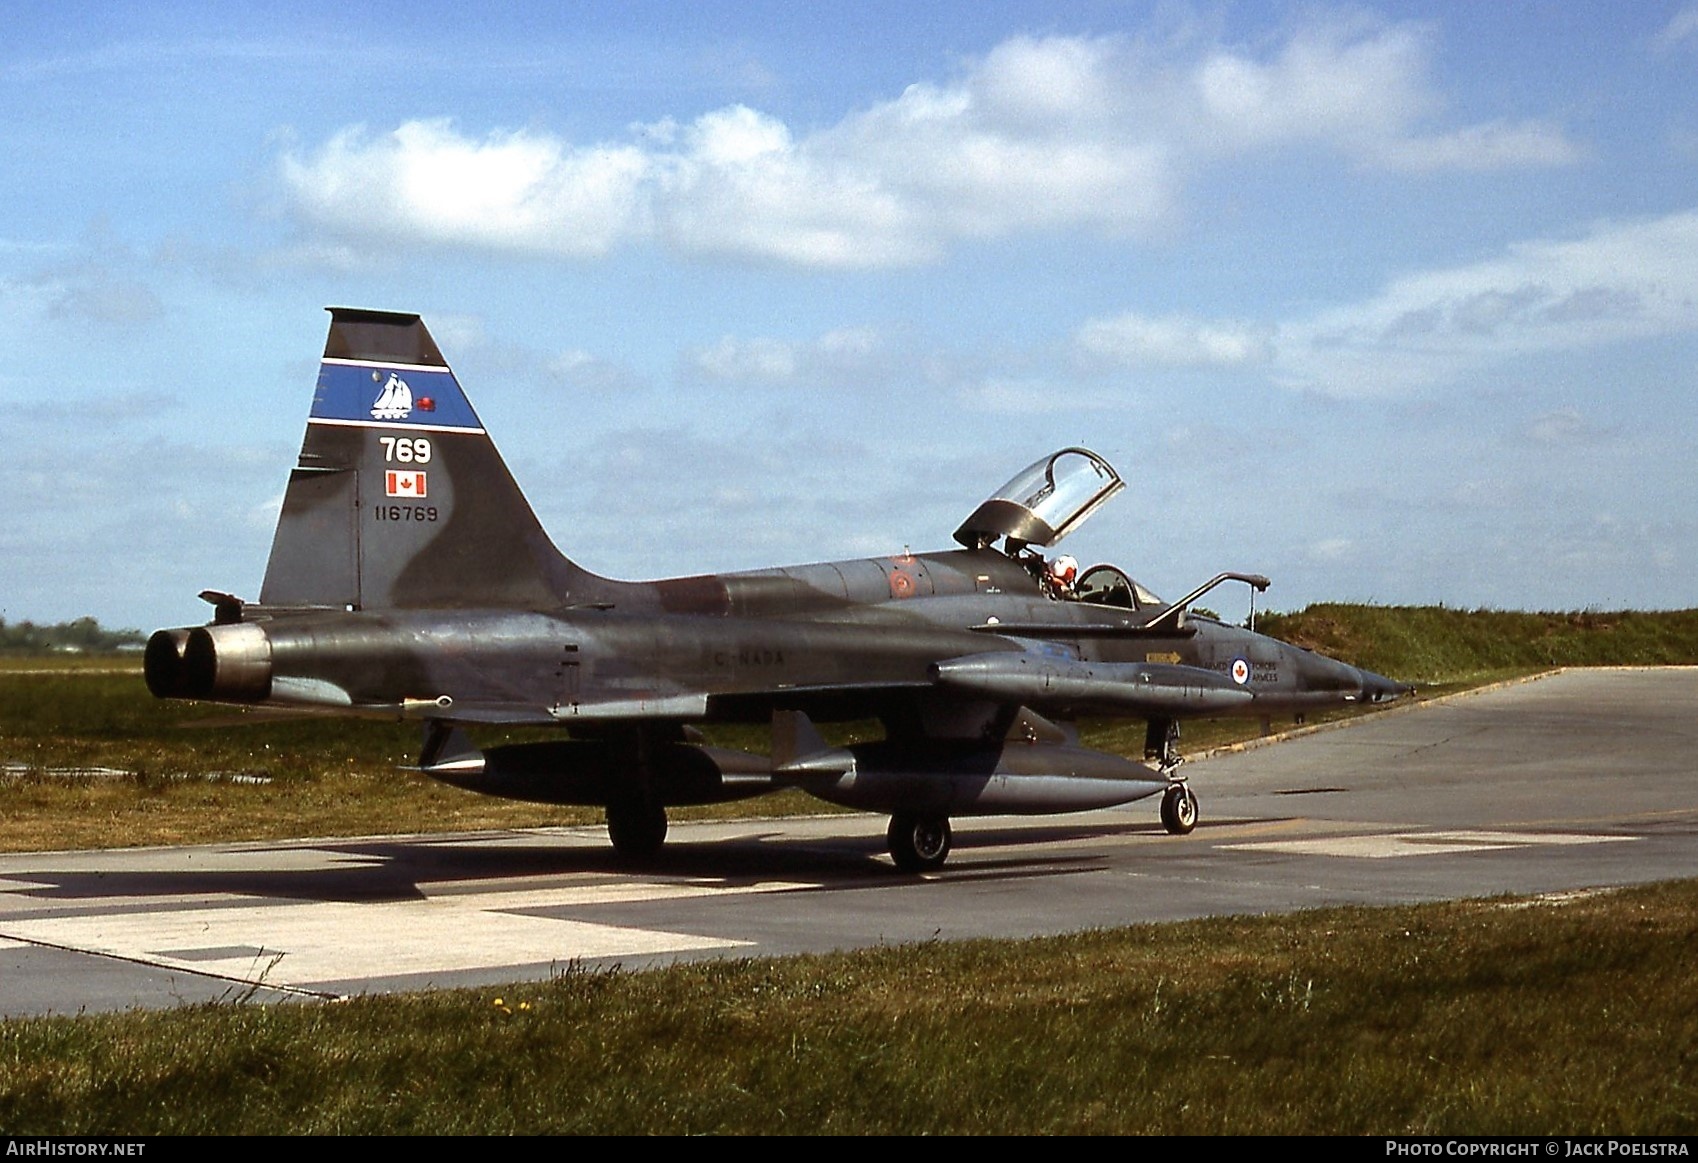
1050,554 -> 1079,586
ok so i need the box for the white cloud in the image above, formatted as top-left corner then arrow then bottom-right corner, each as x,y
689,334 -> 799,383
1192,20 -> 1434,149
248,490 -> 286,532
281,119 -> 654,258
4,233 -> 166,329
446,328 -> 648,398
1526,407 -> 1587,445
1525,407 -> 1618,447
968,380 -> 1129,414
1188,23 -> 1577,171
277,18 -> 1577,269
656,106 -> 921,266
1373,119 -> 1583,172
1075,311 -> 1274,368
0,275 -> 66,331
1655,4 -> 1698,49
1307,537 -> 1354,562
1275,209 -> 1698,396
684,325 -> 906,389
544,349 -> 644,396
425,313 -> 487,354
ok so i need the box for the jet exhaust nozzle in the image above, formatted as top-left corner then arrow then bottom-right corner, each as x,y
143,628 -> 192,698
146,623 -> 273,702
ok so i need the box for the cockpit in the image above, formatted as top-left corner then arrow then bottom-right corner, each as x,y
1073,563 -> 1164,610
954,448 -> 1163,607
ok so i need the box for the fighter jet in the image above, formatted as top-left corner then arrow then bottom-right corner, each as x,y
145,308 -> 1409,871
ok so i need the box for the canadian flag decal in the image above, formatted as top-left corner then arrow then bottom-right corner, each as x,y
386,470 -> 427,498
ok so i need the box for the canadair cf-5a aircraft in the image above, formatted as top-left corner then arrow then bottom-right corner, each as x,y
146,309 -> 1409,871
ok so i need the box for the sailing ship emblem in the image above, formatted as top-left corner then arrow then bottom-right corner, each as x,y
371,373 -> 413,420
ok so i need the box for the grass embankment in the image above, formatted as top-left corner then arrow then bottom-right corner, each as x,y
1258,605 -> 1698,684
3,606 -> 1697,852
4,880 -> 1695,1134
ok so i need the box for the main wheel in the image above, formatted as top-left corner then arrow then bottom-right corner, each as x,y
887,814 -> 952,872
1160,784 -> 1198,835
606,798 -> 668,861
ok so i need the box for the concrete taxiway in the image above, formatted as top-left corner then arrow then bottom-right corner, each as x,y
2,667 -> 1695,1017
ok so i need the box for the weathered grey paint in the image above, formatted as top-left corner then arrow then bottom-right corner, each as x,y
147,310 -> 1410,864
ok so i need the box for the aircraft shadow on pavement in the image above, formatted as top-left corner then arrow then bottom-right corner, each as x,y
0,816 -> 1257,906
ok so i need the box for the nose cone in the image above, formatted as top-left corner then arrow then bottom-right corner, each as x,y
1357,668 -> 1414,705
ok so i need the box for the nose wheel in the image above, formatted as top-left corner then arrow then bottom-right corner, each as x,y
1160,782 -> 1198,835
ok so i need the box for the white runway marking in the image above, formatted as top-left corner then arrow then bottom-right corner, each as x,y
1222,829 -> 1637,859
0,878 -> 53,893
0,878 -> 817,989
419,880 -> 814,909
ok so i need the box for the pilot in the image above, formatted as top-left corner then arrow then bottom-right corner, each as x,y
1047,554 -> 1079,598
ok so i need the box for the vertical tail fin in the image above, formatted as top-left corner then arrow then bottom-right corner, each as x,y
259,308 -> 588,610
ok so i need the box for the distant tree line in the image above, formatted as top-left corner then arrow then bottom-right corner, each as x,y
0,616 -> 145,653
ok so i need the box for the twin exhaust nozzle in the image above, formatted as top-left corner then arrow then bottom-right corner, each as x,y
145,624 -> 272,702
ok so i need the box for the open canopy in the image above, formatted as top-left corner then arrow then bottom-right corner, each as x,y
954,447 -> 1124,552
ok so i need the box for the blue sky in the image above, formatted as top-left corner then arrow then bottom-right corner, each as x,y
3,1 -> 1696,632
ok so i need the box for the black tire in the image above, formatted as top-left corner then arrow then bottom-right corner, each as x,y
606,798 -> 668,860
887,814 -> 952,872
1160,784 -> 1198,835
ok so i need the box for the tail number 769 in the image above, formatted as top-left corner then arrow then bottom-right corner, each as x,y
379,436 -> 432,463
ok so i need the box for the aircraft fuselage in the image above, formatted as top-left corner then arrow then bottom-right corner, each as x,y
146,308 -> 1410,869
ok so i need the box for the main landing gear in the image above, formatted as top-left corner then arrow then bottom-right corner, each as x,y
606,797 -> 668,862
604,725 -> 672,862
888,814 -> 952,872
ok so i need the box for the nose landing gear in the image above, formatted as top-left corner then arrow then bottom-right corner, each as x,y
1148,717 -> 1199,835
1160,782 -> 1198,835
